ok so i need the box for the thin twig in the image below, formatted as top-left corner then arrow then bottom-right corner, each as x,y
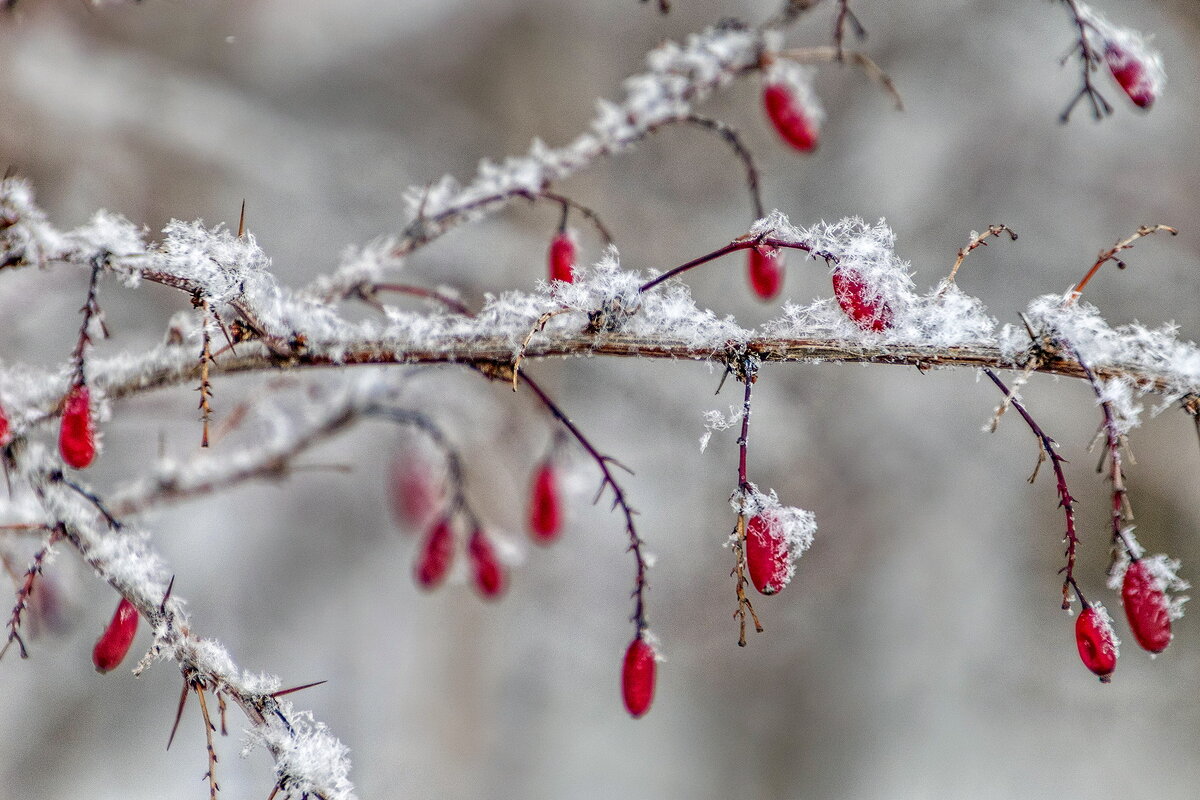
681,116 -> 765,220
941,224 -> 1017,291
779,46 -> 902,110
1065,224 -> 1178,304
1058,0 -> 1113,122
983,368 -> 1079,608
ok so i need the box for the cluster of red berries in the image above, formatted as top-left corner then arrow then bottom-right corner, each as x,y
391,451 -> 568,601
1075,556 -> 1177,682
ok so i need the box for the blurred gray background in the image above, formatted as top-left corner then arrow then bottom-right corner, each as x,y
2,1 -> 1200,798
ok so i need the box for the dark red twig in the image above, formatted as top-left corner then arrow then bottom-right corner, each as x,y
639,236 -> 837,294
984,368 -> 1079,608
681,115 -> 764,221
1058,0 -> 1113,122
520,374 -> 649,634
0,525 -> 62,660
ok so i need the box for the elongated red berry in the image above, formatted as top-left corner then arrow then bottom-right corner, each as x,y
621,636 -> 656,718
1122,558 -> 1172,653
388,456 -> 443,531
549,231 -> 576,283
832,267 -> 893,332
763,83 -> 818,153
747,245 -> 784,301
59,383 -> 95,469
92,597 -> 138,673
746,514 -> 790,595
1075,605 -> 1118,682
528,461 -> 562,544
0,402 -> 10,447
415,517 -> 454,589
1104,42 -> 1156,109
467,528 -> 506,599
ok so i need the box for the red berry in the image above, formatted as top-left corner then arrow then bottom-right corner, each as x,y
388,456 -> 442,531
92,597 -> 138,673
467,528 -> 506,599
59,384 -> 95,469
832,267 -> 893,332
0,402 -> 10,447
1104,42 -> 1155,109
415,517 -> 454,589
1122,559 -> 1172,653
763,83 -> 818,153
621,636 -> 656,718
1075,605 -> 1118,682
747,245 -> 784,301
528,461 -> 563,544
745,514 -> 790,595
548,231 -> 576,283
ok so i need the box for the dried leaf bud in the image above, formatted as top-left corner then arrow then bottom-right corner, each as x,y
832,267 -> 894,332
746,514 -> 790,595
528,461 -> 563,544
415,517 -> 454,589
549,231 -> 576,284
747,245 -> 784,301
92,597 -> 138,673
621,636 -> 656,718
1122,558 -> 1172,653
763,83 -> 819,153
1075,604 -> 1118,682
467,528 -> 506,599
59,384 -> 96,469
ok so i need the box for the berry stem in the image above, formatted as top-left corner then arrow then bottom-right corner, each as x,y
983,368 -> 1080,608
639,236 -> 837,294
518,374 -> 650,635
680,115 -> 765,221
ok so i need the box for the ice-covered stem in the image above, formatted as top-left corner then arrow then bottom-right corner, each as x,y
0,525 -> 61,660
1065,224 -> 1177,304
983,368 -> 1080,608
112,395 -> 364,517
679,115 -> 764,220
393,23 -> 766,258
1058,0 -> 1114,121
638,234 -> 837,293
15,451 -> 356,800
731,357 -> 763,646
519,374 -> 650,635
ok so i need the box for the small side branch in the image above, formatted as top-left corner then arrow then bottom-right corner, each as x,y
1058,0 -> 1112,122
941,224 -> 1017,291
681,115 -> 765,220
518,374 -> 650,635
0,525 -> 61,660
983,368 -> 1079,607
1066,224 -> 1177,303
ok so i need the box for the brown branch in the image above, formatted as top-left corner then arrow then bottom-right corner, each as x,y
942,224 -> 1018,290
1066,224 -> 1178,304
